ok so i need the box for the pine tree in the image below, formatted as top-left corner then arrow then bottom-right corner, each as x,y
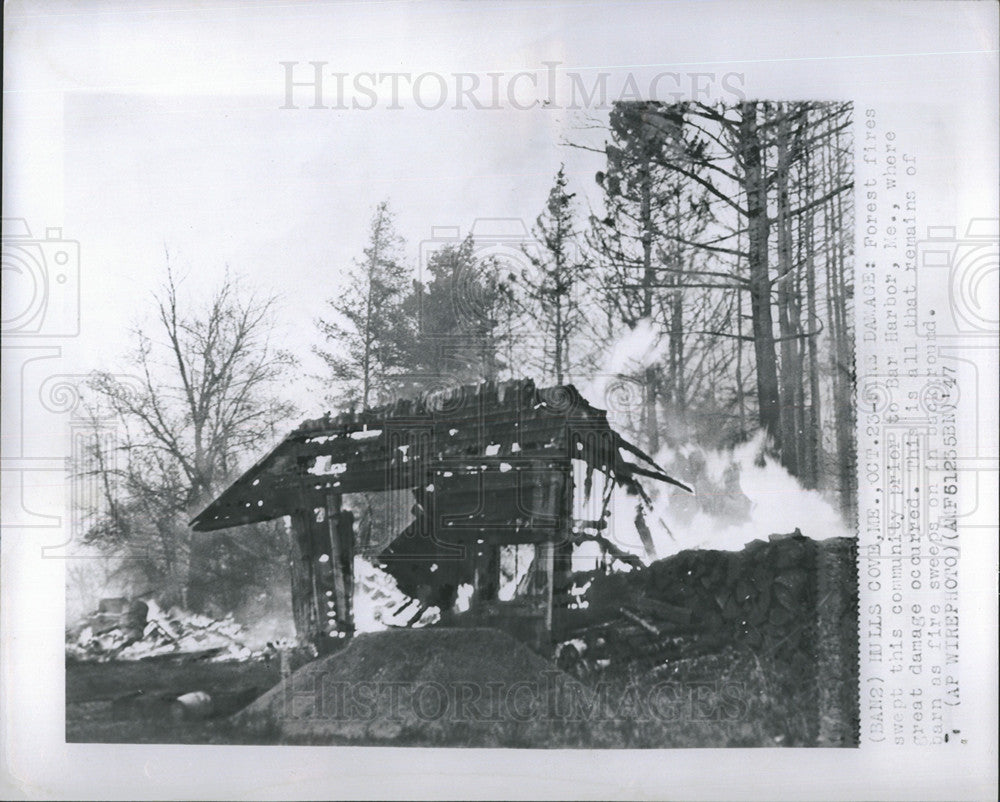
405,234 -> 512,384
315,201 -> 413,409
521,166 -> 587,385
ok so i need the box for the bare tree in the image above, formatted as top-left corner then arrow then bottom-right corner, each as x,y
85,264 -> 297,609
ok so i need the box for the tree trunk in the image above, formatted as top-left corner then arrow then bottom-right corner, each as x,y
668,192 -> 686,418
640,161 -> 660,454
775,106 -> 800,475
740,103 -> 782,450
830,123 -> 856,522
803,141 -> 823,488
792,216 -> 808,479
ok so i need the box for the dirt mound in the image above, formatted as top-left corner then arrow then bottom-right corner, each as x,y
235,628 -> 592,746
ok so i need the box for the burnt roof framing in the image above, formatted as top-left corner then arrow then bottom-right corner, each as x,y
192,379 -> 689,533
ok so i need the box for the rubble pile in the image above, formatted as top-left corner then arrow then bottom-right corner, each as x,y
565,532 -> 857,671
66,598 -> 270,662
639,532 -> 847,651
560,532 -> 858,745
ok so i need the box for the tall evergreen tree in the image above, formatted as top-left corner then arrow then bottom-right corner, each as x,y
405,234 -> 509,384
315,201 -> 412,409
521,166 -> 587,385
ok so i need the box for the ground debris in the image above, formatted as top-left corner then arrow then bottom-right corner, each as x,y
553,532 -> 856,690
66,599 -> 276,663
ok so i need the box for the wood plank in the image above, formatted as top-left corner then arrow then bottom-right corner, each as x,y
631,596 -> 694,627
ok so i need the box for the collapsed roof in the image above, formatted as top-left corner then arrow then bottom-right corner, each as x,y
191,379 -> 688,534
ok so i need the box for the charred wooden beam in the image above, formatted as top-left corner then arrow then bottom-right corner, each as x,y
288,511 -> 319,648
191,380 -> 688,533
325,492 -> 354,639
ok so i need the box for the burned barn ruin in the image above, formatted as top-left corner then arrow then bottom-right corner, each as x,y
192,379 -> 689,652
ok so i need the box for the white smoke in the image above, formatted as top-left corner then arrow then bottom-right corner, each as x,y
578,318 -> 662,409
573,432 -> 852,568
649,432 -> 853,557
573,318 -> 855,566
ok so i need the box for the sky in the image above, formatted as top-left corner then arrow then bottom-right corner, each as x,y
61,92 -> 599,403
2,0 -> 993,468
8,0 -> 991,420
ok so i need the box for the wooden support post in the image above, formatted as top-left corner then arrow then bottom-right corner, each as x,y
338,508 -> 356,635
472,542 -> 501,607
310,553 -> 325,640
552,462 -> 575,639
536,462 -> 574,648
543,539 -> 556,636
288,511 -> 319,648
325,492 -> 354,639
471,545 -> 480,614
